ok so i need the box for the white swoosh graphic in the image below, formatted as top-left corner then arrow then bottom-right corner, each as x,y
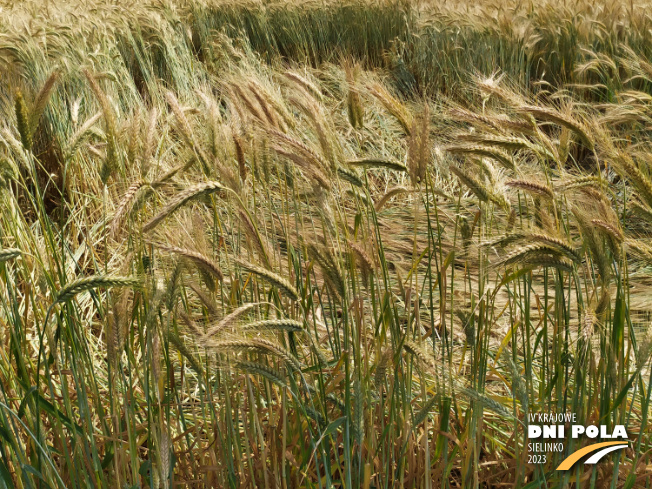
584,444 -> 628,464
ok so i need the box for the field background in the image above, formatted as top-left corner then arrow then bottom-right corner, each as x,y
1,0 -> 652,487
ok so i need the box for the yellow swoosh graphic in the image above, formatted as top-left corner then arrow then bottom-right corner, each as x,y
557,441 -> 627,470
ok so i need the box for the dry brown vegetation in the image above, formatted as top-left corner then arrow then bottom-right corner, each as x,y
1,0 -> 652,488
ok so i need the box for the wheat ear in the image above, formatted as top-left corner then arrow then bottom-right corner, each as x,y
204,303 -> 259,338
111,179 -> 151,237
368,82 -> 413,135
519,105 -> 594,150
241,319 -> 304,332
0,248 -> 21,263
450,165 -> 490,203
446,144 -> 515,171
165,91 -> 210,171
83,70 -> 118,182
66,112 -> 102,159
209,338 -> 302,371
528,233 -> 581,263
374,186 -> 410,211
403,340 -> 434,369
506,179 -> 554,199
15,91 -> 31,151
347,158 -> 408,173
143,181 -> 225,232
30,71 -> 59,131
234,361 -> 287,387
336,166 -> 363,187
148,242 -> 223,282
284,71 -> 323,101
55,276 -> 139,304
236,259 -> 299,301
167,332 -> 205,377
496,244 -> 565,268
